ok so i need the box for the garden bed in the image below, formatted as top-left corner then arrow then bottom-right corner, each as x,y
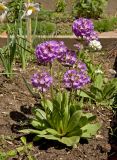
0,51 -> 116,160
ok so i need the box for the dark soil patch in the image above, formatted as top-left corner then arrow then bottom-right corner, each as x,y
0,52 -> 116,160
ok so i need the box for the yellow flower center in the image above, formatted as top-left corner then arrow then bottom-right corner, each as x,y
27,6 -> 36,13
0,4 -> 6,11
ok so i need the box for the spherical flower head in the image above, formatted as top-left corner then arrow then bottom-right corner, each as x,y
35,40 -> 67,64
63,69 -> 90,90
58,49 -> 77,66
31,71 -> 53,92
89,40 -> 102,50
72,18 -> 94,38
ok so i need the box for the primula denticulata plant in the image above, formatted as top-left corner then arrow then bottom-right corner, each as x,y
20,18 -> 105,147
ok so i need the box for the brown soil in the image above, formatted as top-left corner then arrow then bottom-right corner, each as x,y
0,53 -> 116,160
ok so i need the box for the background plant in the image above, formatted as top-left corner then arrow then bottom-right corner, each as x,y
0,26 -> 17,78
94,17 -> 117,32
73,0 -> 108,19
55,0 -> 67,13
78,74 -> 117,107
0,136 -> 35,160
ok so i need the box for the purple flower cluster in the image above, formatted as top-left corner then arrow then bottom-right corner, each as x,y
35,40 -> 67,64
58,50 -> 77,66
63,70 -> 90,89
72,18 -> 98,42
31,71 -> 53,92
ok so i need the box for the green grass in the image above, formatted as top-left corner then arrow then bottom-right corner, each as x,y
94,17 -> 117,32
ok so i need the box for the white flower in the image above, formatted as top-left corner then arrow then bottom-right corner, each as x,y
95,69 -> 103,74
89,40 -> 102,51
0,3 -> 8,23
22,3 -> 40,19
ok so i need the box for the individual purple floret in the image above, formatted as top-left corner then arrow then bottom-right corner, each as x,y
74,43 -> 84,52
58,49 -> 77,66
63,69 -> 90,89
31,72 -> 53,92
76,60 -> 87,72
72,18 -> 98,42
85,31 -> 98,42
35,40 -> 67,64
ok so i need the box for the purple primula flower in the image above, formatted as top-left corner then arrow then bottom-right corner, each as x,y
58,49 -> 77,66
31,71 -> 53,92
72,18 -> 98,42
63,69 -> 90,89
35,40 -> 67,64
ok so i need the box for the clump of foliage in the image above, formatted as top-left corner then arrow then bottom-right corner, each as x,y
55,0 -> 67,12
94,17 -> 117,32
31,21 -> 56,35
0,136 -> 35,160
21,92 -> 100,147
7,0 -> 24,22
73,0 -> 107,19
78,74 -> 117,107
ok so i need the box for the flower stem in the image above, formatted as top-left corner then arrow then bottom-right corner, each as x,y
26,0 -> 32,48
50,63 -> 54,99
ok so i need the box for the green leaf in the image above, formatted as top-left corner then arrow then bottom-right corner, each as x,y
7,150 -> 17,157
35,134 -> 60,141
94,74 -> 103,89
46,128 -> 61,136
60,136 -> 80,146
27,143 -> 33,150
78,116 -> 88,127
16,146 -> 24,153
82,123 -> 101,138
77,90 -> 90,98
33,108 -> 46,120
42,99 -> 53,111
19,129 -> 47,135
84,113 -> 96,122
31,119 -> 47,130
33,135 -> 42,141
67,110 -> 82,132
20,136 -> 26,145
67,127 -> 82,137
61,92 -> 70,131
